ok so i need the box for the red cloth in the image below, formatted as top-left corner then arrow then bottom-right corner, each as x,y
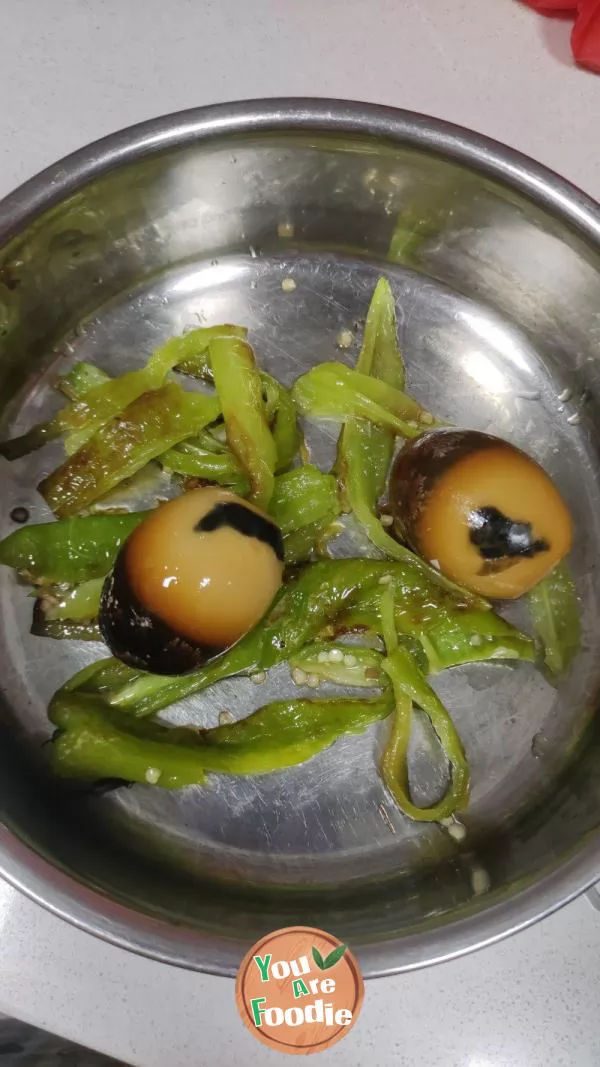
572,0 -> 600,71
520,0 -> 577,11
519,0 -> 599,72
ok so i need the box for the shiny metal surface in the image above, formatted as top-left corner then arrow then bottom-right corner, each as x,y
0,100 -> 600,977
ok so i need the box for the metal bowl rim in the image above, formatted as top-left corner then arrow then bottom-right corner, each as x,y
0,97 -> 599,976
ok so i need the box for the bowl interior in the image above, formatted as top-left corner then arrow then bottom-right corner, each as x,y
1,109 -> 600,975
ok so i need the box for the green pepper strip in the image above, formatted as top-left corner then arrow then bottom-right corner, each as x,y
527,561 -> 580,677
268,465 -> 339,534
175,351 -> 300,474
209,337 -> 277,509
0,326 -> 244,461
282,513 -> 341,565
146,380 -> 299,488
419,610 -> 537,672
49,693 -> 394,787
332,278 -> 472,602
289,642 -> 385,688
39,384 -> 221,517
40,578 -> 105,622
161,440 -> 248,492
271,466 -> 342,563
338,578 -> 535,672
387,181 -> 464,270
0,512 -> 144,584
338,277 -> 405,500
380,589 -> 470,821
268,376 -> 302,471
57,362 -> 111,401
51,558 -> 532,720
31,618 -> 101,642
292,361 -> 433,437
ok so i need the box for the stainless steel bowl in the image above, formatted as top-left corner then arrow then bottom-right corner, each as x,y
1,99 -> 600,977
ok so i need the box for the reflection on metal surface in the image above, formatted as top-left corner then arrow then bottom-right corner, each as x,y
460,309 -> 534,378
171,262 -> 246,295
0,101 -> 599,977
462,351 -> 510,395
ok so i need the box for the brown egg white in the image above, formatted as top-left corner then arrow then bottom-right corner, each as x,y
389,429 -> 573,599
99,487 -> 284,673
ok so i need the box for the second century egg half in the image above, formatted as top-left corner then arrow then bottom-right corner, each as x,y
389,429 -> 573,599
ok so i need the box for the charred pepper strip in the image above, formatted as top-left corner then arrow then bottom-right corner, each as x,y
39,383 -> 221,517
0,326 -> 243,461
49,692 -> 394,787
209,336 -> 277,509
419,610 -> 537,672
61,326 -> 240,456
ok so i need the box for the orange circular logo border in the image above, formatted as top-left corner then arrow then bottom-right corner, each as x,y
235,926 -> 364,1055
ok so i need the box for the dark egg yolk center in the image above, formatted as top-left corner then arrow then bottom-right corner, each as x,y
196,501 -> 284,560
468,505 -> 550,571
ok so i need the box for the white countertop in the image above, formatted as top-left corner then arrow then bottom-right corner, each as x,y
1,1 -> 600,1064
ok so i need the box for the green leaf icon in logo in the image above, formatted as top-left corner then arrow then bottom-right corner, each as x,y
312,943 -> 347,970
311,946 -> 326,970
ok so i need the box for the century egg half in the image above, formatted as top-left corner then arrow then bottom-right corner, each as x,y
389,429 -> 573,599
99,487 -> 284,673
